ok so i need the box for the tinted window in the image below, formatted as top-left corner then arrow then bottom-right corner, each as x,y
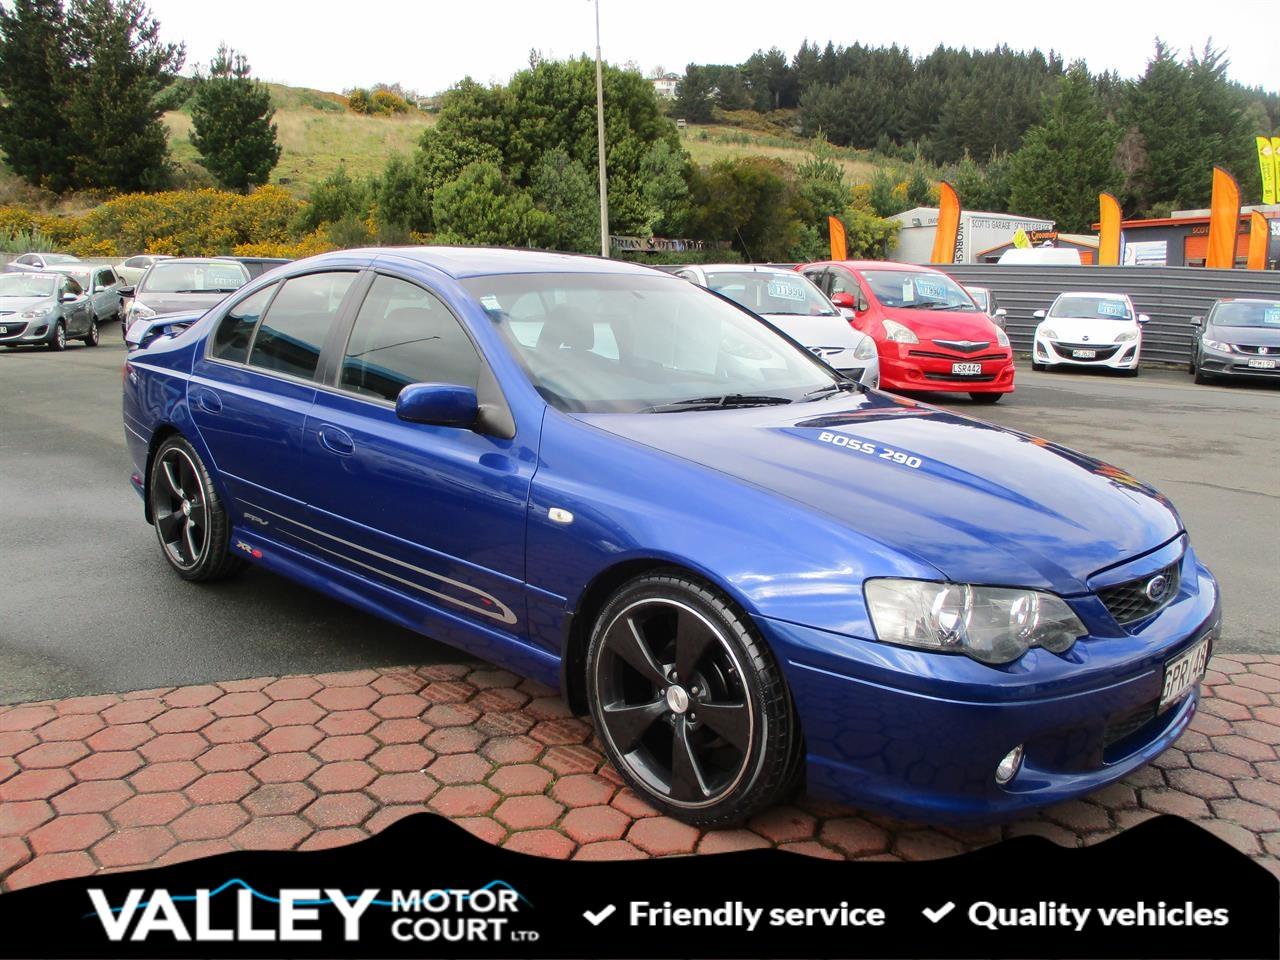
62,277 -> 82,296
211,284 -> 276,363
341,276 -> 480,401
249,272 -> 355,379
703,271 -> 837,317
97,269 -> 116,287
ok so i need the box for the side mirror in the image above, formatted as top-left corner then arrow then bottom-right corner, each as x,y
395,383 -> 478,428
1033,309 -> 1046,320
60,292 -> 78,303
1190,316 -> 1203,327
119,286 -> 135,298
994,308 -> 1007,318
830,292 -> 854,309
1137,313 -> 1151,325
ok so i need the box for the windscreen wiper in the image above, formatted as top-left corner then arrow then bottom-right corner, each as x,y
803,379 -> 861,400
644,394 -> 794,413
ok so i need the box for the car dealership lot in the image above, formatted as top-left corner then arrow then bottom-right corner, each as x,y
1,334 -> 1275,706
1,332 -> 1278,883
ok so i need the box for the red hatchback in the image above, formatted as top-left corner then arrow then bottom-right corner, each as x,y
799,260 -> 1015,402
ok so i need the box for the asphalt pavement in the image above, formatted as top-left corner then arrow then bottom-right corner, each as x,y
1,328 -> 1276,704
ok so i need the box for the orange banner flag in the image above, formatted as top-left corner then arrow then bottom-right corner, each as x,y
1246,211 -> 1269,271
1098,193 -> 1122,266
828,216 -> 847,261
930,182 -> 960,264
1205,167 -> 1241,269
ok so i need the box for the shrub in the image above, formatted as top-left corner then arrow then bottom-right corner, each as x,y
370,90 -> 411,115
233,228 -> 335,259
346,88 -> 373,114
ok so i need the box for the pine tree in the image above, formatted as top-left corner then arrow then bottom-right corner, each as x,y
673,66 -> 713,123
0,0 -> 75,190
60,0 -> 184,191
189,44 -> 281,190
1007,66 -> 1120,231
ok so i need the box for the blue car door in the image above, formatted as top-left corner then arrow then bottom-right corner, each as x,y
296,271 -> 534,642
188,269 -> 361,529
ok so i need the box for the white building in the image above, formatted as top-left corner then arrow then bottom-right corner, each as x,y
650,73 -> 680,100
888,207 -> 1055,265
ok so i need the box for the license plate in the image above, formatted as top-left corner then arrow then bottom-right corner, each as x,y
1247,358 -> 1277,369
1072,349 -> 1097,358
951,362 -> 982,376
1159,636 -> 1210,711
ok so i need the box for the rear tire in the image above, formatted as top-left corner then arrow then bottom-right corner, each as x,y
969,392 -> 1002,403
585,570 -> 800,827
148,435 -> 246,582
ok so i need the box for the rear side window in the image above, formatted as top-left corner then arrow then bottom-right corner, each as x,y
340,275 -> 480,401
248,272 -> 356,379
97,268 -> 116,287
210,284 -> 276,363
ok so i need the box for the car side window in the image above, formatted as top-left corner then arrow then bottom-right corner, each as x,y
62,277 -> 82,296
17,255 -> 35,266
340,275 -> 481,402
210,283 -> 276,364
98,268 -> 116,287
248,272 -> 356,380
801,268 -> 829,295
829,270 -> 860,299
123,257 -> 144,269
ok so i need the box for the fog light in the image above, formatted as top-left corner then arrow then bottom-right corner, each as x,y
33,325 -> 47,336
995,744 -> 1024,785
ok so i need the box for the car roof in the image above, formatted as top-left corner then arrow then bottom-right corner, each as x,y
832,260 -> 945,273
4,272 -> 61,281
1055,291 -> 1131,299
1214,297 -> 1280,305
151,257 -> 250,267
694,264 -> 804,274
299,246 -> 664,280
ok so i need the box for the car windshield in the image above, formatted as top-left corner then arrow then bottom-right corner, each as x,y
1051,295 -> 1133,320
141,261 -> 248,293
861,270 -> 974,310
464,272 -> 839,414
1209,300 -> 1280,328
0,275 -> 55,297
703,271 -> 837,317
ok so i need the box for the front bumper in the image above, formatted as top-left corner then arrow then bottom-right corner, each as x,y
760,553 -> 1219,822
0,317 -> 54,344
879,344 -> 1014,394
1036,336 -> 1139,369
1198,346 -> 1280,379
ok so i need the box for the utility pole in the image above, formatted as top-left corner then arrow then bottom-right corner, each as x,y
593,0 -> 610,257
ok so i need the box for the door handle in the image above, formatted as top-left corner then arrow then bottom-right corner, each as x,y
318,424 -> 355,456
193,389 -> 222,413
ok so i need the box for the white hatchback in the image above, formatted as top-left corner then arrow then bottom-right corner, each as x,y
1032,291 -> 1149,376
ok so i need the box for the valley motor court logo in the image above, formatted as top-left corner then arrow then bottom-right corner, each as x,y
85,879 -> 534,945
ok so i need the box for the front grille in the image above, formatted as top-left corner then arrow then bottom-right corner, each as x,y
0,321 -> 30,339
1050,342 -> 1122,361
1103,700 -> 1158,749
922,372 -> 996,382
1233,344 -> 1278,356
931,339 -> 991,354
1098,561 -> 1181,626
909,350 -> 1006,361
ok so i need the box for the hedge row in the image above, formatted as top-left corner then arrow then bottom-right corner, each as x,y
0,187 -> 340,259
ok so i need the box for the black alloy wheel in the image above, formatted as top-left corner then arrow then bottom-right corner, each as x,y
587,572 -> 799,826
148,436 -> 244,581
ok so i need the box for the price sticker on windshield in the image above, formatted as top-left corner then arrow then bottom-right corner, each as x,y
915,279 -> 946,299
1098,300 -> 1129,318
767,280 -> 807,302
1263,307 -> 1280,325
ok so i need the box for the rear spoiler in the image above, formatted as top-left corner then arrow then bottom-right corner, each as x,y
124,311 -> 204,351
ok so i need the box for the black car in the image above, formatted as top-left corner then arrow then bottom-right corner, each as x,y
221,256 -> 292,280
122,258 -> 249,333
1189,298 -> 1280,383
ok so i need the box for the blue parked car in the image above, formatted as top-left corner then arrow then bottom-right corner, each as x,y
123,248 -> 1219,825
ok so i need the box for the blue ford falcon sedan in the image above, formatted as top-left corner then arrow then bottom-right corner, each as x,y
123,248 -> 1219,825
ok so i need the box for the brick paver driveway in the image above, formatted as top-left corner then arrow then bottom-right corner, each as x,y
2,655 -> 1277,892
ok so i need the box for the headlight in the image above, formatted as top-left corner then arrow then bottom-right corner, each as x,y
853,337 -> 877,360
864,579 -> 1086,665
1038,327 -> 1058,340
20,307 -> 52,319
1201,337 -> 1233,353
1115,328 -> 1139,342
129,301 -> 157,321
881,319 -> 918,344
995,327 -> 1010,348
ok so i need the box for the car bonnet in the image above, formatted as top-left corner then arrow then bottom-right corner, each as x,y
577,391 -> 1181,595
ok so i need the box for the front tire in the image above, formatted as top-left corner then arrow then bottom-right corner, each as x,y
1194,367 -> 1214,385
148,436 -> 245,582
83,316 -> 100,347
47,321 -> 66,351
969,392 -> 1002,403
585,571 -> 799,827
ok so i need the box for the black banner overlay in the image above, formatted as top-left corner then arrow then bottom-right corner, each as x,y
0,814 -> 1274,959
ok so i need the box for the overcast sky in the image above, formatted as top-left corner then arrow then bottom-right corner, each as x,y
147,0 -> 1277,93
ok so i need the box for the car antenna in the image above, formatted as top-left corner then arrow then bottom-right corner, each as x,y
734,226 -> 754,263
